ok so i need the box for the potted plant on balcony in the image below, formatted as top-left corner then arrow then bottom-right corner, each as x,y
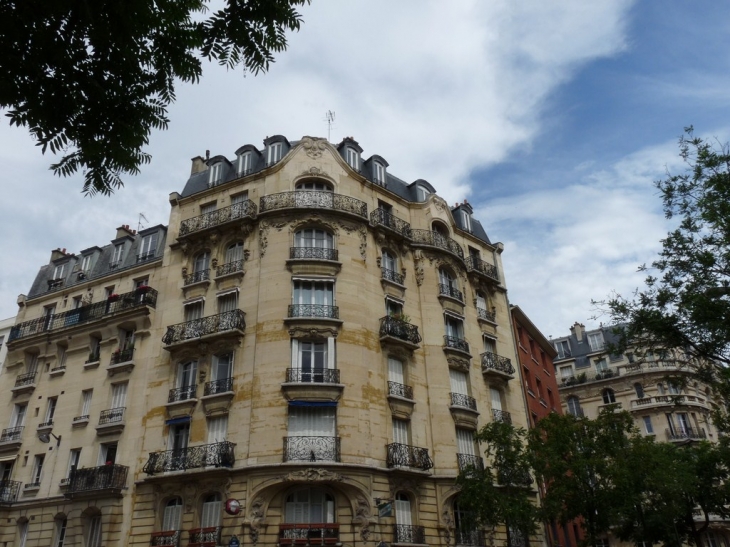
135,285 -> 151,294
107,293 -> 120,302
577,372 -> 587,384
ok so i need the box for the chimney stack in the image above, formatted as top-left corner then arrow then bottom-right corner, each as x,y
115,225 -> 135,240
190,155 -> 207,175
570,322 -> 585,342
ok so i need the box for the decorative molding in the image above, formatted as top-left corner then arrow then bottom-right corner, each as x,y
432,195 -> 449,213
389,477 -> 423,498
259,220 -> 286,258
301,137 -> 328,159
280,468 -> 344,482
447,357 -> 470,372
249,496 -> 266,544
414,250 -> 425,286
288,327 -> 339,339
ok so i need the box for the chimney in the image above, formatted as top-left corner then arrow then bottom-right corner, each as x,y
50,247 -> 69,262
570,322 -> 585,342
190,155 -> 207,175
115,225 -> 135,239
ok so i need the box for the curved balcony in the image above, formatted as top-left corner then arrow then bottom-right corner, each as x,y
370,209 -> 412,239
283,436 -> 340,462
388,381 -> 413,400
260,191 -> 367,219
492,409 -> 512,424
450,392 -> 477,410
465,256 -> 499,283
382,268 -> 405,285
290,247 -> 339,261
143,441 -> 235,474
150,531 -> 181,547
388,381 -> 415,420
279,523 -> 340,546
481,352 -> 515,381
288,304 -> 339,320
666,427 -> 706,442
394,524 -> 426,544
386,442 -> 433,471
168,385 -> 197,403
444,336 -> 470,355
178,200 -> 257,238
455,529 -> 485,547
204,378 -> 233,396
66,464 -> 128,497
0,480 -> 21,505
216,259 -> 244,278
201,378 -> 234,415
439,283 -> 464,302
12,371 -> 37,395
0,426 -> 23,451
477,307 -> 496,323
449,392 -> 479,428
410,229 -> 464,259
457,454 -> 485,474
379,316 -> 421,349
97,407 -> 125,435
109,347 -> 135,375
162,309 -> 246,348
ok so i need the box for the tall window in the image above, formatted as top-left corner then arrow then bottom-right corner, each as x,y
201,493 -> 222,528
449,369 -> 469,398
293,280 -> 335,306
11,403 -> 27,427
461,211 -> 472,232
595,358 -> 608,373
388,357 -> 406,390
185,301 -> 204,322
18,521 -> 28,547
292,340 -> 331,382
138,233 -> 158,260
110,382 -> 128,411
207,415 -> 228,444
288,406 -> 336,438
373,162 -> 386,184
225,241 -> 244,265
237,151 -> 253,175
111,244 -> 124,267
555,340 -> 570,359
295,228 -> 334,249
177,361 -> 198,397
44,397 -> 57,425
285,489 -> 335,524
169,424 -> 190,453
211,353 -> 233,383
382,250 -> 397,273
567,396 -> 582,417
67,449 -> 81,478
54,518 -> 68,547
208,162 -> 223,186
53,263 -> 66,280
98,442 -> 118,465
395,492 -> 412,527
456,429 -> 476,457
392,418 -> 409,445
346,147 -> 360,170
163,498 -> 183,531
602,389 -> 616,404
267,142 -> 283,165
476,292 -> 488,312
642,416 -> 654,434
31,455 -> 44,486
444,315 -> 465,341
80,390 -> 93,419
634,383 -> 645,398
587,332 -> 604,352
194,251 -> 210,275
80,254 -> 92,272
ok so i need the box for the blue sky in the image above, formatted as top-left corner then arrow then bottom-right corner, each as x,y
0,0 -> 728,339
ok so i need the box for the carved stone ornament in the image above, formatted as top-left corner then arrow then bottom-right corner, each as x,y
180,241 -> 189,255
447,357 -> 470,371
335,221 -> 367,261
432,195 -> 449,213
301,137 -> 328,159
442,508 -> 455,546
281,468 -> 344,482
288,327 -> 339,339
258,220 -> 288,258
249,496 -> 266,545
389,477 -> 423,498
360,526 -> 371,541
413,250 -> 425,286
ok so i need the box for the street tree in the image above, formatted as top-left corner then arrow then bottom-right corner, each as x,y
0,0 -> 310,195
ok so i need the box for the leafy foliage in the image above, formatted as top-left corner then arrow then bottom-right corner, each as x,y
0,0 -> 309,195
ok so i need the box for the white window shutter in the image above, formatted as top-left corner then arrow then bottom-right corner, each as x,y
327,338 -> 335,369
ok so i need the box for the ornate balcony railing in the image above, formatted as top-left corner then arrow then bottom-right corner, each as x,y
260,191 -> 368,219
388,381 -> 414,399
168,385 -> 197,403
279,523 -> 340,545
288,304 -> 339,320
481,352 -> 515,376
9,288 -> 158,343
370,209 -> 412,238
476,307 -> 496,322
394,524 -> 426,544
284,436 -> 341,462
382,268 -> 405,285
162,310 -> 246,345
204,378 -> 233,396
497,469 -> 533,487
439,283 -> 464,301
444,336 -> 470,354
136,251 -> 157,263
150,530 -> 181,547
14,371 -> 37,387
666,427 -> 707,441
465,256 -> 499,282
386,442 -> 434,471
450,392 -> 477,410
457,454 -> 485,473
98,407 -> 125,425
379,316 -> 422,344
143,441 -> 236,474
67,464 -> 128,493
0,426 -> 23,442
290,247 -> 339,261
189,526 -> 222,546
561,368 -> 620,386
286,368 -> 341,384
0,480 -> 21,504
183,269 -> 209,285
73,414 -> 90,422
37,420 -> 54,429
455,529 -> 485,546
110,347 -> 134,365
179,200 -> 257,237
410,229 -> 464,259
216,259 -> 244,277
492,409 -> 512,424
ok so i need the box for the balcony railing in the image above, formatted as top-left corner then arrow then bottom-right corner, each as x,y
394,524 -> 426,544
279,523 -> 340,546
439,283 -> 464,301
386,442 -> 434,471
492,409 -> 512,424
136,251 -> 157,263
561,368 -> 619,386
110,347 -> 134,365
143,441 -> 236,474
290,247 -> 339,261
216,259 -> 244,277
481,352 -> 515,376
465,256 -> 499,282
179,200 -> 258,237
14,371 -> 37,387
666,427 -> 707,441
388,381 -> 414,400
410,229 -> 464,259
183,269 -> 209,285
0,426 -> 23,442
457,454 -> 485,473
189,526 -> 222,546
444,336 -> 470,354
450,392 -> 478,411
370,209 -> 412,238
204,378 -> 233,396
37,420 -> 54,429
382,268 -> 405,285
168,385 -> 197,403
67,464 -> 128,493
162,310 -> 246,345
284,436 -> 341,462
150,530 -> 181,547
98,407 -> 125,425
288,304 -> 339,320
260,191 -> 368,218
476,307 -> 496,322
9,288 -> 158,342
379,316 -> 422,345
455,529 -> 485,547
0,480 -> 21,504
497,469 -> 533,487
286,368 -> 341,384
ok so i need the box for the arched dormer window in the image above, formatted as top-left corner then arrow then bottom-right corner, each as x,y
207,157 -> 228,187
373,161 -> 386,185
264,136 -> 289,167
292,228 -> 336,261
567,396 -> 582,417
237,151 -> 253,176
346,147 -> 360,171
602,389 -> 616,404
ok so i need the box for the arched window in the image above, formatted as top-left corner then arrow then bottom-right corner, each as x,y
285,488 -> 335,524
53,516 -> 68,547
602,389 -> 616,404
163,498 -> 183,531
191,252 -> 211,285
394,493 -> 421,543
293,229 -> 336,260
382,250 -> 397,273
432,222 -> 449,239
439,268 -> 462,301
634,383 -> 644,399
201,493 -> 222,529
454,500 -> 479,546
567,396 -> 582,417
83,509 -> 103,547
225,242 -> 244,265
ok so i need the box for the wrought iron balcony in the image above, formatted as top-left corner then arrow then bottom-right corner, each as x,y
98,407 -> 125,425
279,523 -> 340,546
260,191 -> 368,218
183,269 -> 209,285
477,307 -> 496,322
204,377 -> 233,396
284,436 -> 341,462
14,371 -> 37,387
465,256 -> 499,282
0,480 -> 21,505
136,251 -> 157,263
382,268 -> 405,285
143,441 -> 235,474
444,336 -> 470,354
455,529 -> 485,546
110,347 -> 134,365
37,420 -> 54,429
179,200 -> 257,237
410,229 -> 464,259
290,247 -> 339,261
288,304 -> 339,320
286,368 -> 341,384
370,209 -> 412,238
67,464 -> 128,494
439,283 -> 464,301
0,427 -> 23,444
666,427 -> 707,441
189,526 -> 222,547
561,368 -> 619,386
492,409 -> 512,424
73,415 -> 90,423
388,381 -> 414,399
386,442 -> 434,471
450,392 -> 477,410
379,316 -> 422,345
457,454 -> 485,473
150,530 -> 181,547
394,524 -> 426,544
162,309 -> 246,345
481,352 -> 515,377
216,259 -> 244,277
168,385 -> 197,403
9,288 -> 158,343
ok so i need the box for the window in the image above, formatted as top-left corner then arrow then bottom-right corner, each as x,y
634,383 -> 645,398
237,151 -> 253,175
587,332 -> 604,352
293,280 -> 335,306
201,202 -> 217,215
111,244 -> 124,268
208,162 -> 223,186
642,416 -> 654,434
415,184 -> 430,202
292,339 -> 335,380
395,492 -> 413,527
53,263 -> 66,280
58,344 -> 67,367
138,233 -> 158,261
456,429 -> 476,457
44,397 -> 57,425
285,488 -> 335,524
72,296 -> 82,309
80,254 -> 92,272
567,396 -> 582,417
67,449 -> 81,478
207,415 -> 228,444
18,521 -> 28,547
388,357 -> 406,392
555,340 -> 571,359
31,455 -> 44,485
225,241 -> 244,265
373,161 -> 386,184
476,292 -> 488,311
211,353 -> 233,384
11,403 -> 27,427
98,442 -> 118,465
294,229 -> 334,258
54,518 -> 67,547
439,268 -> 460,299
201,493 -> 222,528
668,382 -> 681,395
296,180 -> 332,191
194,251 -> 210,275
444,315 -> 465,341
80,390 -> 93,419
385,297 -> 404,317
87,515 -> 102,547
43,305 -> 56,330
676,412 -> 691,434
169,423 -> 190,453
345,147 -> 360,170
218,291 -> 238,313
163,498 -> 183,531
0,458 -> 13,481
461,210 -> 472,233
110,382 -> 128,410
382,249 -> 397,274
392,418 -> 409,445
454,500 -> 479,546
449,369 -> 469,397
627,352 -> 635,363
267,142 -> 283,165
483,337 -> 496,355
288,406 -> 336,437
177,361 -> 198,399
185,301 -> 204,322
595,358 -> 608,373
535,378 -> 543,399
601,389 -> 616,404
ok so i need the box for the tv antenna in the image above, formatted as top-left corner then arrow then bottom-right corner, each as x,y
137,212 -> 149,232
324,111 -> 335,141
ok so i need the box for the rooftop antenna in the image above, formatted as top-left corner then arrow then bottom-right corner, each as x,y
324,111 -> 335,141
137,212 -> 149,232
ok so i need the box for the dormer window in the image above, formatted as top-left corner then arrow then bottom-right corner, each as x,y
237,152 -> 253,176
373,162 -> 386,185
138,232 -> 158,262
461,210 -> 472,233
52,263 -> 66,280
208,162 -> 223,186
416,185 -> 430,202
346,148 -> 360,171
267,142 -> 283,166
80,255 -> 92,273
111,244 -> 124,269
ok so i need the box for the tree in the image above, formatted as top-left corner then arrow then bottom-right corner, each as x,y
0,0 -> 310,195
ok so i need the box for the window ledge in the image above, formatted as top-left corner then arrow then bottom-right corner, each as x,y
84,360 -> 100,370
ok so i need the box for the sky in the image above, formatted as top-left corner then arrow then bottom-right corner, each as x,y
1,0 -> 729,339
